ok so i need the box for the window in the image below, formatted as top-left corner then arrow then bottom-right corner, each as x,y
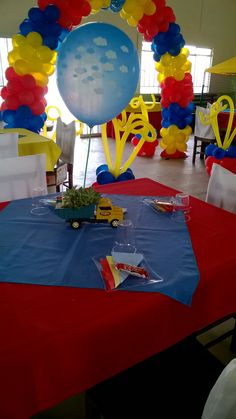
140,41 -> 213,94
0,38 -> 12,87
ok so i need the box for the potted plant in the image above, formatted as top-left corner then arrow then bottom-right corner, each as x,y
61,186 -> 101,208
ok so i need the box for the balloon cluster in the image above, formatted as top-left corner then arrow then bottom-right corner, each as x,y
3,106 -> 47,131
119,0 -> 156,28
137,0 -> 176,41
1,68 -> 47,114
152,23 -> 185,62
160,125 -> 192,155
8,32 -> 56,87
162,103 -> 194,129
155,48 -> 191,83
131,132 -> 158,157
37,1 -> 91,28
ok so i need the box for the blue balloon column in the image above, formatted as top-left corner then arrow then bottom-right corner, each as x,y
56,22 -> 140,128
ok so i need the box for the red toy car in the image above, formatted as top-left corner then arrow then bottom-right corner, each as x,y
115,263 -> 148,278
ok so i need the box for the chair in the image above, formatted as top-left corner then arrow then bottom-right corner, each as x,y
0,133 -> 18,159
54,117 -> 76,192
206,163 -> 236,213
192,106 -> 216,163
0,154 -> 47,202
202,358 -> 236,419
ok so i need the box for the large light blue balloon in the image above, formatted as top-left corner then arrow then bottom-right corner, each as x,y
56,22 -> 140,127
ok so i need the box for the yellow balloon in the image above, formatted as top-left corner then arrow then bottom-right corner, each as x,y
161,53 -> 172,67
26,32 -> 42,48
8,48 -> 20,64
176,142 -> 187,152
160,127 -> 167,137
50,51 -> 57,65
181,47 -> 189,57
14,59 -> 30,75
166,145 -> 177,154
32,72 -> 48,87
30,60 -> 44,73
127,16 -> 138,26
90,0 -> 103,10
132,7 -> 143,21
36,46 -> 53,63
168,125 -> 178,134
43,63 -> 55,76
12,34 -> 25,48
175,133 -> 186,142
174,69 -> 185,81
123,0 -> 136,14
19,44 -> 35,61
144,1 -> 156,15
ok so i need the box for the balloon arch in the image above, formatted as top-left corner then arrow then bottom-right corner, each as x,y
0,0 -> 194,159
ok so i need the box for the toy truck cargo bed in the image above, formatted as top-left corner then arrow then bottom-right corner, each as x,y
55,204 -> 95,220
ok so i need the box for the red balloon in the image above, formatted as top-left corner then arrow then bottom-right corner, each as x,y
30,101 -> 46,115
5,67 -> 18,81
1,86 -> 9,100
6,95 -> 20,110
7,78 -> 22,94
18,91 -> 35,106
21,75 -> 36,89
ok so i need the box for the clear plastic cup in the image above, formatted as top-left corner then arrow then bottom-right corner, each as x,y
112,219 -> 136,253
31,186 -> 49,216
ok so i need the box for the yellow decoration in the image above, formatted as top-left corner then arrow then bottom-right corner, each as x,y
199,95 -> 236,150
160,125 -> 192,154
155,48 -> 191,83
101,95 -> 157,178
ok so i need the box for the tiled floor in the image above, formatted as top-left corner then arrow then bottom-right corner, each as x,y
73,134 -> 209,201
33,135 -> 235,419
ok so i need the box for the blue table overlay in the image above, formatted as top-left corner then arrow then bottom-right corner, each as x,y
0,194 -> 200,305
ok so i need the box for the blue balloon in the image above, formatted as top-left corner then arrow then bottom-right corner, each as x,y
56,22 -> 140,128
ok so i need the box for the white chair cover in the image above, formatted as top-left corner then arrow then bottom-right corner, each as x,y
0,154 -> 47,202
56,117 -> 76,164
206,163 -> 236,213
194,106 -> 215,139
0,133 -> 18,158
202,359 -> 236,419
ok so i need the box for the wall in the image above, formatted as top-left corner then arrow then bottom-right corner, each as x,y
1,0 -> 236,95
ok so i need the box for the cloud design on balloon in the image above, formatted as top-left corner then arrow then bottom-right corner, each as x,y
94,37 -> 107,47
92,72 -> 103,79
103,63 -> 114,72
74,67 -> 87,74
77,46 -> 86,53
87,48 -> 95,54
105,50 -> 117,60
94,88 -> 104,95
119,65 -> 128,73
121,45 -> 129,53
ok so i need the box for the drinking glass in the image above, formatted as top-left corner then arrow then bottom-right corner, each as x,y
112,219 -> 136,253
31,186 -> 50,216
172,193 -> 191,222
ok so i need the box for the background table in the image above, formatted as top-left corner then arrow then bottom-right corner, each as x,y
0,128 -> 61,171
0,178 -> 236,419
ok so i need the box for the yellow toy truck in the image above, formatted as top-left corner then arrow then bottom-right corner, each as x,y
55,197 -> 124,229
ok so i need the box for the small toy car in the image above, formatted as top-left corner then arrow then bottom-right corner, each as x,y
115,263 -> 148,278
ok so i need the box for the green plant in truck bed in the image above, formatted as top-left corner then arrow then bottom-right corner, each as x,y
62,187 -> 101,209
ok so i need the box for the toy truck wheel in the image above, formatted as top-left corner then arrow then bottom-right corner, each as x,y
71,220 -> 80,229
111,219 -> 119,228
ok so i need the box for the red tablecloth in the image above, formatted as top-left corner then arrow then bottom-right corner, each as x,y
218,111 -> 236,130
106,111 -> 162,140
1,178 -> 236,419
